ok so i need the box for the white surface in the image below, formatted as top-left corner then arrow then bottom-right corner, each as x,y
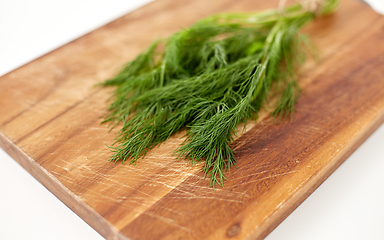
0,0 -> 153,77
0,148 -> 105,240
365,0 -> 384,15
0,0 -> 383,239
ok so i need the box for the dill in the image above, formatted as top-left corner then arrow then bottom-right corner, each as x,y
101,0 -> 338,188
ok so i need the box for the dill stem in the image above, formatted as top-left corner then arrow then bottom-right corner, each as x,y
160,61 -> 166,87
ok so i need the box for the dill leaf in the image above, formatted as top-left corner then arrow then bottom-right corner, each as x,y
101,1 -> 338,188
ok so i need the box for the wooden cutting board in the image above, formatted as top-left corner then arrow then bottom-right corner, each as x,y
1,0 -> 384,239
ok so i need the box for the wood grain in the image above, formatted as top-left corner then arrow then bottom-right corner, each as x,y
1,0 -> 384,239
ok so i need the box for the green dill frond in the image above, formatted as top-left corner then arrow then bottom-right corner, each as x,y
272,81 -> 300,122
101,1 -> 338,188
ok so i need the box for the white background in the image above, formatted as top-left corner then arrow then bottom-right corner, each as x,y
0,0 -> 383,239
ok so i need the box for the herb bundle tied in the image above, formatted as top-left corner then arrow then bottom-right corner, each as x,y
101,0 -> 338,188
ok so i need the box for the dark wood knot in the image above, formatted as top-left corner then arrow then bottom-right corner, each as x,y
226,222 -> 241,238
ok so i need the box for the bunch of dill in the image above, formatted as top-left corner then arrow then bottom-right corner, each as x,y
101,0 -> 338,188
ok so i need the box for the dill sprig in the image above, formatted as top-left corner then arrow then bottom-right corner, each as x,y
101,1 -> 338,188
